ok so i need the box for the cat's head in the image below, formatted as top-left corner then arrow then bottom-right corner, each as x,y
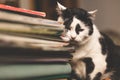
57,2 -> 97,45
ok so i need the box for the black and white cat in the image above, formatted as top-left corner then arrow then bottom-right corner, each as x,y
57,2 -> 120,80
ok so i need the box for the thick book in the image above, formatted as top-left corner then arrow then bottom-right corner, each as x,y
0,63 -> 71,80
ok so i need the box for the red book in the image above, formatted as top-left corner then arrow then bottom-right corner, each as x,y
0,4 -> 46,17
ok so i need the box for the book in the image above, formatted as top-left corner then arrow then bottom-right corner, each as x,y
0,21 -> 63,41
0,34 -> 74,51
0,56 -> 71,63
0,45 -> 73,60
0,4 -> 46,17
0,63 -> 71,80
0,11 -> 63,27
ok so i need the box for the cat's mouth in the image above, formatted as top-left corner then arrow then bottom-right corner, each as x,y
60,35 -> 81,48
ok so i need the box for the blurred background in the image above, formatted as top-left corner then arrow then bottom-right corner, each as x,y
0,0 -> 120,45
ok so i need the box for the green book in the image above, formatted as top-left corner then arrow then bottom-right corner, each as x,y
0,63 -> 71,80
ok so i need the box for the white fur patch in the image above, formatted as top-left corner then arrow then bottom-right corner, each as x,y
60,14 -> 107,79
72,25 -> 107,79
74,61 -> 86,79
57,16 -> 64,24
57,2 -> 66,10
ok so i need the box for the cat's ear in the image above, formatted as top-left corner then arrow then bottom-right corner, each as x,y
56,2 -> 66,15
88,9 -> 98,20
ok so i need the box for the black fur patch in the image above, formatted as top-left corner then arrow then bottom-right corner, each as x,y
82,57 -> 95,74
69,70 -> 81,80
75,24 -> 84,34
100,33 -> 120,79
76,24 -> 81,34
99,37 -> 108,55
63,17 -> 73,30
99,33 -> 115,55
93,72 -> 102,80
62,8 -> 93,35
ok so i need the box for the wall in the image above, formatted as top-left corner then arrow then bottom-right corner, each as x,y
80,0 -> 120,34
19,0 -> 34,10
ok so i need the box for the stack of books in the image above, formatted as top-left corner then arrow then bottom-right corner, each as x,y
0,4 -> 74,80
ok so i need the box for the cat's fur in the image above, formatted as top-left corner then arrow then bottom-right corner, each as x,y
57,2 -> 120,80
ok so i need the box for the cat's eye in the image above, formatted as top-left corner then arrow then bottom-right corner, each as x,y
75,24 -> 84,34
79,29 -> 84,31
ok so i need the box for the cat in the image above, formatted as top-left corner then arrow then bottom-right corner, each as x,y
56,2 -> 120,80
